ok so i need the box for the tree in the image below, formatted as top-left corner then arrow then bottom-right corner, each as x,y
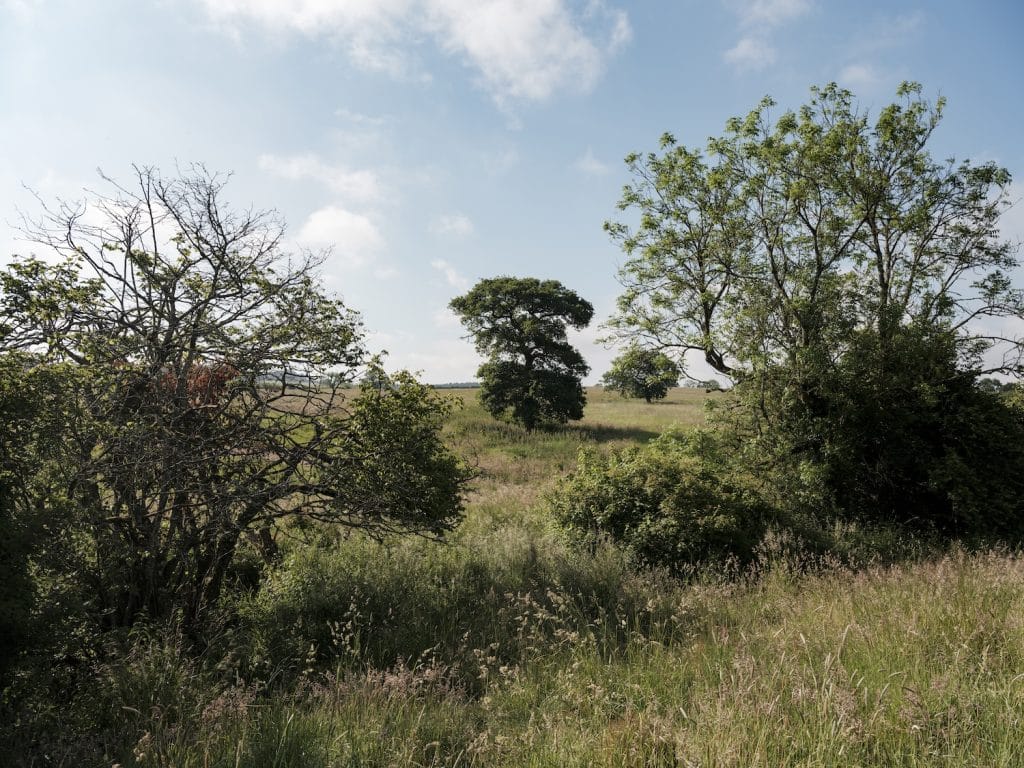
449,276 -> 594,430
600,345 -> 680,402
0,166 -> 471,635
605,83 -> 1024,534
606,82 -> 1021,383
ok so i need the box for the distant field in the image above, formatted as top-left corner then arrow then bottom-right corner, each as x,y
441,386 -> 721,512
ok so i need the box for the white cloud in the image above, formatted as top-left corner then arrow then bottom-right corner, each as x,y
430,258 -> 470,289
403,337 -> 483,383
430,213 -> 474,237
297,205 -> 384,267
724,36 -> 777,70
732,0 -> 811,27
432,306 -> 463,328
373,265 -> 400,279
334,108 -> 388,127
481,146 -> 519,176
1002,183 -> 1024,246
851,11 -> 924,55
200,0 -> 411,38
575,147 -> 609,176
2,0 -> 40,18
838,63 -> 878,90
198,0 -> 631,106
258,153 -> 382,204
835,11 -> 924,90
722,0 -> 808,72
426,0 -> 628,105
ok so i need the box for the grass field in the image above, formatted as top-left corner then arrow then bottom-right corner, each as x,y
13,388 -> 1024,767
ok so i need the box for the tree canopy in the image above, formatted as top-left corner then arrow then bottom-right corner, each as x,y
0,166 -> 470,634
450,276 -> 593,430
605,82 -> 1022,383
604,83 -> 1024,536
600,345 -> 680,402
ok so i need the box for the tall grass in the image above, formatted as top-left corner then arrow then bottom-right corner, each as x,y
31,549 -> 1024,767
6,389 -> 1024,767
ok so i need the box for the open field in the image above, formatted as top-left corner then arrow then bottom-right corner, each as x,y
444,386 -> 719,512
9,389 -> 1024,767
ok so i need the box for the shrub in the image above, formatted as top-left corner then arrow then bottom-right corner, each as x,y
801,327 -> 1024,539
550,429 -> 768,572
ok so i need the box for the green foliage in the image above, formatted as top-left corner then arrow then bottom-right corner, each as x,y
551,429 -> 768,572
0,360 -> 37,682
790,327 -> 1024,537
607,82 -> 1019,380
450,276 -> 594,430
0,167 -> 469,636
606,82 -> 1024,539
600,345 -> 680,402
0,355 -> 95,682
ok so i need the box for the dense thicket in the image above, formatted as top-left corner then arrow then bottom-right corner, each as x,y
551,429 -> 767,572
0,167 -> 470,644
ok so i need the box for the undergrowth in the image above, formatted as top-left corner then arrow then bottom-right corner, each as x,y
5,389 -> 1023,767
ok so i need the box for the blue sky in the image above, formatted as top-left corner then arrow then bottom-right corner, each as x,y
2,0 -> 1022,383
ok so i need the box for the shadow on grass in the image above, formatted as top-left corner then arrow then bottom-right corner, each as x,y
451,416 -> 661,448
566,423 -> 660,444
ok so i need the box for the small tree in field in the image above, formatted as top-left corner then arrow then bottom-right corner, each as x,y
0,166 -> 471,634
600,346 -> 679,402
449,276 -> 593,430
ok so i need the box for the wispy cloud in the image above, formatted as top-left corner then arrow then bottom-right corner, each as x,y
430,258 -> 470,289
1002,183 -> 1024,246
198,0 -> 631,108
432,306 -> 462,328
1,0 -> 41,19
851,11 -> 924,55
835,11 -> 925,91
426,0 -> 631,106
258,153 -> 383,205
722,0 -> 810,72
732,0 -> 811,27
334,108 -> 388,128
481,146 -> 519,176
724,36 -> 777,70
575,147 -> 609,176
430,213 -> 474,237
838,63 -> 879,90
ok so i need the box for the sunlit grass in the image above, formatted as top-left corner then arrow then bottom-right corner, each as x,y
11,387 -> 1024,767
109,550 -> 1024,768
444,386 -> 718,510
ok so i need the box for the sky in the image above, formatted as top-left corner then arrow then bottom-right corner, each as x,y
2,0 -> 1023,384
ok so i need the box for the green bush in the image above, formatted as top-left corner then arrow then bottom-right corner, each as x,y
550,429 -> 769,572
799,327 -> 1024,539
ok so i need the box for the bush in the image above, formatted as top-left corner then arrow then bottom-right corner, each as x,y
550,429 -> 769,572
804,327 -> 1024,539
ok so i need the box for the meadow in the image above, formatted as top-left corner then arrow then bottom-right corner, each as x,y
9,387 -> 1024,767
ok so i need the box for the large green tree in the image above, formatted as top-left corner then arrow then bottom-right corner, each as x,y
600,345 -> 680,402
605,83 -> 1024,534
606,82 -> 1021,381
0,166 -> 471,635
450,276 -> 594,430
